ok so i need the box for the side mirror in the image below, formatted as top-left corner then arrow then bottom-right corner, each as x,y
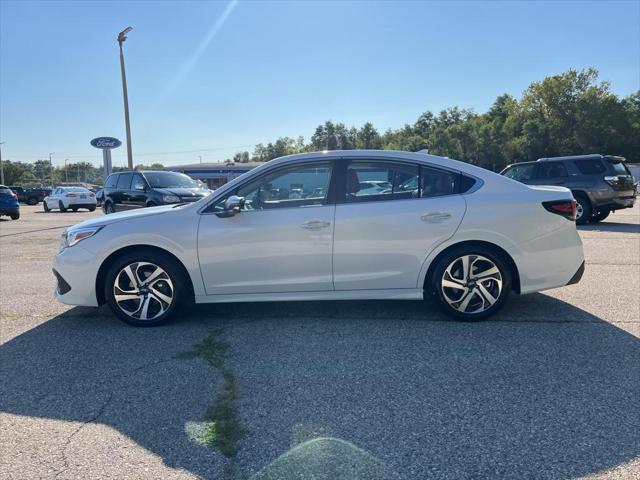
134,183 -> 145,191
217,195 -> 245,217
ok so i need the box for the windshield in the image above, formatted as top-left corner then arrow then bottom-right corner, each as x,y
143,172 -> 199,188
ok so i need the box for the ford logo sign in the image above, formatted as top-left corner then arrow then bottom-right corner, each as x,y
90,137 -> 122,149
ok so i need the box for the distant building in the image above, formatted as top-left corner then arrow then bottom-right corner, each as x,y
164,162 -> 262,189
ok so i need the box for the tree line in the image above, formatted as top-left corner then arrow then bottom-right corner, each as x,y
3,68 -> 638,186
235,68 -> 640,171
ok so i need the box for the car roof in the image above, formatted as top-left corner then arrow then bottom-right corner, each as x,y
536,154 -> 625,162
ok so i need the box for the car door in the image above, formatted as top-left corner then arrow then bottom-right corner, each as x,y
128,173 -> 148,208
114,172 -> 133,208
198,161 -> 335,295
333,159 -> 466,291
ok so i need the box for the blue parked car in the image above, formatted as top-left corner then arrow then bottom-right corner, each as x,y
0,185 -> 20,220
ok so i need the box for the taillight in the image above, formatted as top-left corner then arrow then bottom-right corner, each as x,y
89,193 -> 95,197
11,192 -> 17,198
542,199 -> 577,221
604,175 -> 619,187
66,193 -> 77,197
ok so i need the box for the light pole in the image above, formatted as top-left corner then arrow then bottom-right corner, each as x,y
0,142 -> 5,185
49,152 -> 54,187
198,155 -> 202,164
64,159 -> 69,183
118,26 -> 134,170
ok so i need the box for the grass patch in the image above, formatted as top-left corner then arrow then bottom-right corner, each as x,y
176,330 -> 243,458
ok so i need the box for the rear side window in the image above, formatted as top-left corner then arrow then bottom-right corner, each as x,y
537,162 -> 568,178
421,166 -> 458,197
610,162 -> 629,175
346,162 -> 419,203
575,159 -> 606,175
105,174 -> 118,188
503,164 -> 536,182
116,173 -> 133,189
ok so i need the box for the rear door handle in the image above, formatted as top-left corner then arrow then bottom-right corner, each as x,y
300,220 -> 331,230
421,212 -> 452,223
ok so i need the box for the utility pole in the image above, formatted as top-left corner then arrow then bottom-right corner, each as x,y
117,27 -> 134,170
77,163 -> 80,182
0,142 -> 5,185
49,152 -> 54,187
198,155 -> 202,164
64,159 -> 69,183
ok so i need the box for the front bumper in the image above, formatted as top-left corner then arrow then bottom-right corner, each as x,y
53,244 -> 99,307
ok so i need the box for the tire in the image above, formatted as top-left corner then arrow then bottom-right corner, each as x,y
88,206 -> 96,212
146,202 -> 157,208
71,207 -> 78,212
104,251 -> 188,327
574,194 -> 592,225
10,212 -> 20,220
27,197 -> 38,206
58,201 -> 67,213
427,246 -> 512,321
43,201 -> 50,213
104,201 -> 115,214
590,209 -> 610,223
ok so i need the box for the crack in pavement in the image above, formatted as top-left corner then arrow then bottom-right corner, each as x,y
50,357 -> 178,479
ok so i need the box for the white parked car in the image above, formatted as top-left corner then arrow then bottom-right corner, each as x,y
44,187 -> 97,212
53,150 -> 584,326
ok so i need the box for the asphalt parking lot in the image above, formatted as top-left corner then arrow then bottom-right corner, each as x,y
1,204 -> 639,480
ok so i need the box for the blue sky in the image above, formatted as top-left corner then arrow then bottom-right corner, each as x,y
1,0 -> 639,167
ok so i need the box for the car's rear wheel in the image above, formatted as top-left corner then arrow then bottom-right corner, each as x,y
10,212 -> 19,220
428,246 -> 511,321
104,201 -> 115,214
88,206 -> 96,212
71,206 -> 78,212
590,209 -> 610,223
58,201 -> 67,212
104,252 -> 187,326
27,197 -> 38,206
146,201 -> 157,208
574,194 -> 591,225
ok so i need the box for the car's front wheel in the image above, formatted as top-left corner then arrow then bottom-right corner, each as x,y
104,252 -> 187,326
43,201 -> 50,212
428,246 -> 511,321
104,201 -> 115,214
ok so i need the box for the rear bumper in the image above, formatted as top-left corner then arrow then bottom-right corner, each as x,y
566,261 -> 585,286
0,206 -> 19,215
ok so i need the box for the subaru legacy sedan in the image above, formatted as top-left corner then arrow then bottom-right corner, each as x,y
53,150 -> 585,326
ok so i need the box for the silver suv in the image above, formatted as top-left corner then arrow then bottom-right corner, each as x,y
501,154 -> 636,224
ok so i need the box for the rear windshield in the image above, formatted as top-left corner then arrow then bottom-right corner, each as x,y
610,162 -> 629,175
64,187 -> 90,192
143,171 -> 198,188
0,187 -> 12,194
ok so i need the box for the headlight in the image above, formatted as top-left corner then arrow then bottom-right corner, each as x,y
162,194 -> 180,203
60,226 -> 103,250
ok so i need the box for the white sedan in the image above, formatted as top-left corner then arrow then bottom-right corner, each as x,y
52,150 -> 584,326
44,187 -> 97,213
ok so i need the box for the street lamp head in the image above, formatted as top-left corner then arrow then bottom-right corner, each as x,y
118,26 -> 133,43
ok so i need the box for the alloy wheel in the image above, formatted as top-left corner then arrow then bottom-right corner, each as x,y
576,202 -> 584,220
113,262 -> 175,321
441,255 -> 503,314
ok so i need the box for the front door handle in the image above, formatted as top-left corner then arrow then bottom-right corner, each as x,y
421,212 -> 452,223
300,220 -> 331,230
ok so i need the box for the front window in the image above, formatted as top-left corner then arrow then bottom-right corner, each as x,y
143,172 -> 198,189
216,163 -> 332,211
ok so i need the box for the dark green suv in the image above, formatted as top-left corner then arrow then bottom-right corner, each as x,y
501,154 -> 636,224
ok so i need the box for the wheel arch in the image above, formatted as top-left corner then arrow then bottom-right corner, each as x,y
95,244 -> 194,306
423,240 -> 521,294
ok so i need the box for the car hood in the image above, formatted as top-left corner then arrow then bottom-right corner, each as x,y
68,204 -> 180,230
154,187 -> 209,197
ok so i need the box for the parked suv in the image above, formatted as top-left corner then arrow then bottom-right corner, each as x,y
102,170 -> 210,214
8,186 -> 51,205
501,154 -> 636,224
